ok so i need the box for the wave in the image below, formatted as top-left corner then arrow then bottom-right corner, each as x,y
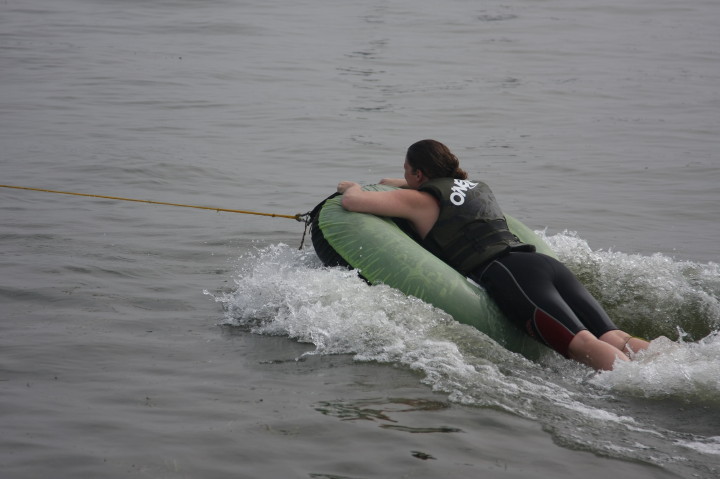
207,235 -> 720,476
543,230 -> 720,341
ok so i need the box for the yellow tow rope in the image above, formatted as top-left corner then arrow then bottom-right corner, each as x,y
1,184 -> 315,248
0,184 -> 308,222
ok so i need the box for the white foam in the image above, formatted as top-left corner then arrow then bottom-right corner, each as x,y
207,242 -> 720,472
590,333 -> 720,401
211,243 -> 720,404
675,436 -> 720,456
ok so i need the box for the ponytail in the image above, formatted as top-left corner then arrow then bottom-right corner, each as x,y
451,166 -> 468,180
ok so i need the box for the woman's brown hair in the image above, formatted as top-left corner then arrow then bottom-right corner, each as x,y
406,139 -> 468,180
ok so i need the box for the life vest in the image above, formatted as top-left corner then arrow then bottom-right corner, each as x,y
419,178 -> 535,275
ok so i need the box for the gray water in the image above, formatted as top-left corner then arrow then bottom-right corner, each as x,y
1,0 -> 719,477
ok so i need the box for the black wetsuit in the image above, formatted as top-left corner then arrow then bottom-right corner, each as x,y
419,178 -> 619,357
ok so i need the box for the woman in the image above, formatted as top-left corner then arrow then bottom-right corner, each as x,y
337,139 -> 649,371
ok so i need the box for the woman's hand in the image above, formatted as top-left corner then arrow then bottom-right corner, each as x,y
379,178 -> 408,188
337,181 -> 360,194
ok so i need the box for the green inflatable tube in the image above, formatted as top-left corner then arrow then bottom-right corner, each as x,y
311,184 -> 556,359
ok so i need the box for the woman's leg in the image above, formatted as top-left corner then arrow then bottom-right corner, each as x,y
568,330 -> 629,371
544,256 -> 652,358
477,255 -> 581,358
477,252 -> 632,370
599,330 -> 650,356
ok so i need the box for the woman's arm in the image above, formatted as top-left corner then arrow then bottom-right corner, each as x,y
337,181 -> 415,216
337,182 -> 392,214
379,178 -> 408,188
336,181 -> 439,238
